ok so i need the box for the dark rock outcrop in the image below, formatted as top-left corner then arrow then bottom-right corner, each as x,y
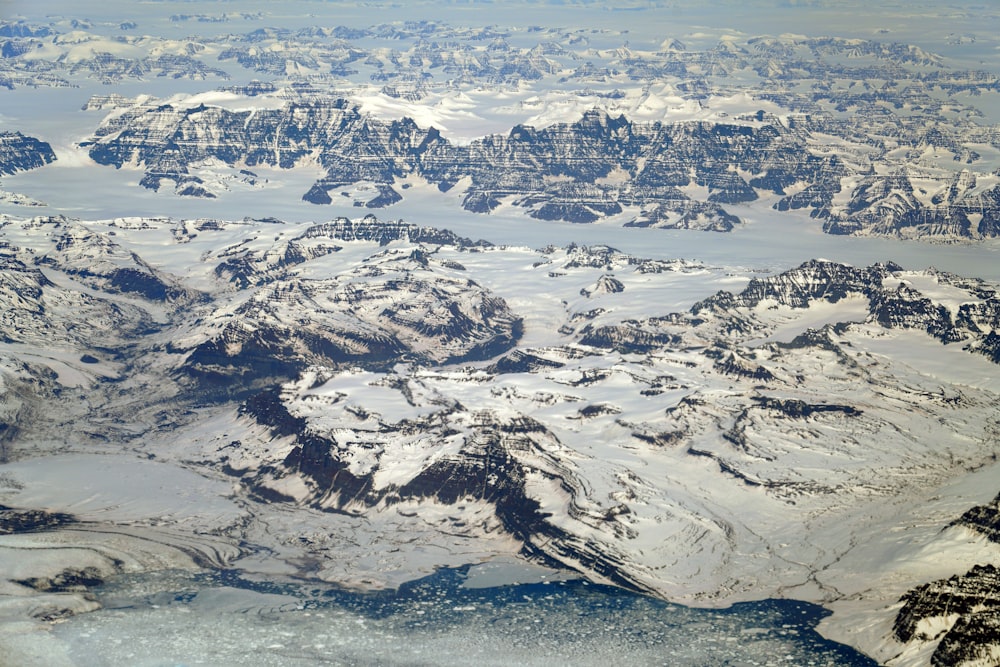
185,250 -> 522,392
894,564 -> 1000,666
951,492 -> 1000,543
0,131 -> 56,175
487,350 -> 565,374
750,396 -> 861,418
578,323 -> 680,353
869,284 -> 962,343
0,506 -> 75,534
246,402 -> 646,592
693,260 -> 895,313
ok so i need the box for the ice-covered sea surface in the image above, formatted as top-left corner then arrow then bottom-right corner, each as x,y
50,567 -> 875,667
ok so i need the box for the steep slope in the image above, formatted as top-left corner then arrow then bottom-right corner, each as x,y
0,132 -> 55,175
79,91 -> 1000,238
0,215 -> 998,667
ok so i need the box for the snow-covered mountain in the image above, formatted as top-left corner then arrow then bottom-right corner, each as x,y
0,132 -> 55,208
0,132 -> 55,175
79,95 -> 1000,238
1,214 -> 998,664
5,13 -> 1000,239
4,5 -> 1000,665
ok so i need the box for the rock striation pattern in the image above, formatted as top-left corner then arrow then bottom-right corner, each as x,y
85,100 -> 789,230
80,93 -> 1000,238
894,564 -> 1000,667
0,131 -> 55,175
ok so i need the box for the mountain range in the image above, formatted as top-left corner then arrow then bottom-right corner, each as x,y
75,97 -> 1000,239
0,213 -> 998,664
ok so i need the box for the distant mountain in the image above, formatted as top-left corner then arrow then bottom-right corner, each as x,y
82,97 -> 1000,238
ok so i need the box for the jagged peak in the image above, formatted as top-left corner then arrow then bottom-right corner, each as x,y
574,107 -> 631,134
580,274 -> 625,298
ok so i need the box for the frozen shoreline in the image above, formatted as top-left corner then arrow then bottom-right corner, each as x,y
0,448 -> 877,666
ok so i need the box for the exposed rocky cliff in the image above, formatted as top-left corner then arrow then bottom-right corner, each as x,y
0,131 -> 55,175
952,492 -> 1000,545
85,99 -> 791,230
692,259 -> 895,312
80,93 -> 1000,238
822,170 -> 1000,239
7,11 -> 1000,239
894,565 -> 1000,667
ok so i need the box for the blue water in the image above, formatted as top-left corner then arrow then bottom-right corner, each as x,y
54,565 -> 877,666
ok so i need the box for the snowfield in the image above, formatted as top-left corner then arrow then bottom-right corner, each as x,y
0,210 -> 998,665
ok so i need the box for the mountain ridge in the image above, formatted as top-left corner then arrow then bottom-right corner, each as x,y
80,98 -> 1000,239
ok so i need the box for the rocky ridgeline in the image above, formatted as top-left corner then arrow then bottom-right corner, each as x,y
690,259 -> 1000,352
952,492 -> 1000,544
296,215 -> 489,248
692,260 -> 897,312
0,132 -> 55,207
36,221 -> 193,302
0,216 -> 195,305
893,564 -> 1000,667
184,245 -> 522,395
0,242 -> 157,349
86,100 -> 792,230
1,19 -> 225,86
0,131 -> 55,175
883,493 -> 1000,665
246,393 -> 547,530
820,170 -> 1000,238
80,96 -> 1000,238
215,217 -> 490,289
